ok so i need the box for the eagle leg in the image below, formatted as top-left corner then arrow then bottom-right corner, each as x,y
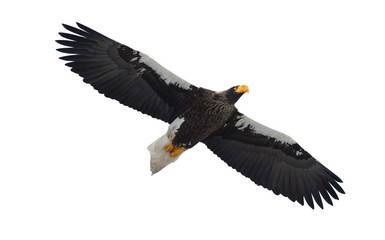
165,142 -> 174,152
170,147 -> 185,158
165,141 -> 185,158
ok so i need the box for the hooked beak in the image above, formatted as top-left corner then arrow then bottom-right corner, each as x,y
235,85 -> 249,93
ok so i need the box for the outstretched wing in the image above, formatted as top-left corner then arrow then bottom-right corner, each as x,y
57,23 -> 199,123
202,111 -> 344,209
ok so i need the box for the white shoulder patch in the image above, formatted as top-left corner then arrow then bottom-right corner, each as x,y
139,52 -> 192,90
235,115 -> 296,144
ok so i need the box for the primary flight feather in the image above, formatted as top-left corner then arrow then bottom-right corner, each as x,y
57,22 -> 344,209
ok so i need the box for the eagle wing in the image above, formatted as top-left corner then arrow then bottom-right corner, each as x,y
57,23 -> 198,123
202,111 -> 344,209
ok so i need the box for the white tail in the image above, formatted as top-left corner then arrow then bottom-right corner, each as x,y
147,134 -> 182,174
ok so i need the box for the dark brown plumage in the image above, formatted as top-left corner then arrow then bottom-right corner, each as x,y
172,87 -> 242,149
57,23 -> 344,209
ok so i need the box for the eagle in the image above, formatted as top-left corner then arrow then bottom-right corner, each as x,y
57,23 -> 344,209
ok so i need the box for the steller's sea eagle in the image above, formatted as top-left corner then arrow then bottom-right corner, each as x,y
56,23 -> 344,209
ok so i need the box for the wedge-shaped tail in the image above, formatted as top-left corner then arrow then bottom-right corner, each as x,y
147,134 -> 182,174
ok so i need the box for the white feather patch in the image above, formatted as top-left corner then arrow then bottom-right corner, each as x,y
139,52 -> 192,90
147,134 -> 182,175
169,117 -> 184,132
235,115 -> 296,144
166,117 -> 185,140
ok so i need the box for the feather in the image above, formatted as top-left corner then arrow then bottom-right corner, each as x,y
203,110 -> 344,208
57,23 -> 198,123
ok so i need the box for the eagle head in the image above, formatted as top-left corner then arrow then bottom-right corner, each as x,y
225,85 -> 249,104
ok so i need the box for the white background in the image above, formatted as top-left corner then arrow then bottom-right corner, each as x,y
1,0 -> 384,239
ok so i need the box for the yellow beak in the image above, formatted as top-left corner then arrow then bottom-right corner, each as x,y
235,85 -> 249,93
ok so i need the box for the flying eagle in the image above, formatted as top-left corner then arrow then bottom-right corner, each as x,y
57,23 -> 344,209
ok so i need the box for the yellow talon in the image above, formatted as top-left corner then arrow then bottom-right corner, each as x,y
165,141 -> 185,157
170,147 -> 185,158
165,142 -> 173,152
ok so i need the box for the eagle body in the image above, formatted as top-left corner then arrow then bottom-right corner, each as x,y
57,23 -> 344,209
150,88 -> 244,174
172,89 -> 238,149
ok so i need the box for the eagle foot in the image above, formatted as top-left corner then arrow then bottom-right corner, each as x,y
165,142 -> 174,152
170,147 -> 185,158
164,142 -> 185,158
